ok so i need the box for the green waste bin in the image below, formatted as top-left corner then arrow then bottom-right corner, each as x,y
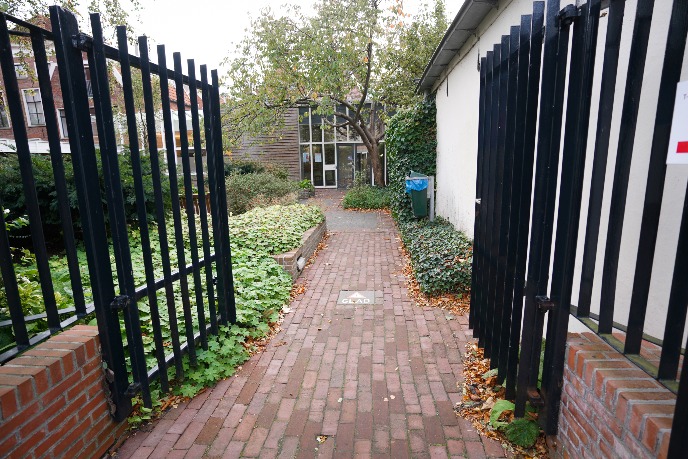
405,171 -> 429,218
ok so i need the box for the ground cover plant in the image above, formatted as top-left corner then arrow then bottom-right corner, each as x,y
398,218 -> 472,294
0,200 -> 323,424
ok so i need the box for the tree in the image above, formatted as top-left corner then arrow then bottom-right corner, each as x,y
1,0 -> 141,40
225,0 -> 447,186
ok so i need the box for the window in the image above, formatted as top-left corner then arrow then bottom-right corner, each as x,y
14,63 -> 29,79
84,67 -> 93,98
0,93 -> 9,128
23,89 -> 45,126
58,109 -> 68,137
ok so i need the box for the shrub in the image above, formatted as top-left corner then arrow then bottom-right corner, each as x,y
385,98 -> 437,221
224,158 -> 265,176
399,217 -> 472,294
225,171 -> 298,215
229,204 -> 324,255
0,151 -> 171,245
342,185 -> 390,209
224,158 -> 290,180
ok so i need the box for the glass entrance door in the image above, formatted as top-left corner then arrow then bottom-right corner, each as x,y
323,144 -> 337,187
337,145 -> 354,188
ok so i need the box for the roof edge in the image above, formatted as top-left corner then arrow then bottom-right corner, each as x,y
417,0 -> 497,93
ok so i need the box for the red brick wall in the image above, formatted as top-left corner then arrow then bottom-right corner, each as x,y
0,325 -> 128,458
555,332 -> 675,459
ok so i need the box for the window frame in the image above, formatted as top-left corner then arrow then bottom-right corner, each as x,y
22,88 -> 46,127
0,92 -> 10,129
57,108 -> 68,138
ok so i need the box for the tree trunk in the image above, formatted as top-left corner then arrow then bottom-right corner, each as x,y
369,140 -> 384,187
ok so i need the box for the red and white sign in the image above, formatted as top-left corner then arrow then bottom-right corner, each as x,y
667,81 -> 688,165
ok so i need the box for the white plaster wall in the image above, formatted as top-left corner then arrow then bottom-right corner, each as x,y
434,0 -> 688,340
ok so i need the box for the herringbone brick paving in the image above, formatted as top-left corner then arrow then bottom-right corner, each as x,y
115,194 -> 507,458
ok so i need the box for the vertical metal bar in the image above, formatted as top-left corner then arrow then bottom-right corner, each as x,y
485,35 -> 510,362
474,51 -> 494,342
479,44 -> 501,350
89,13 -> 150,407
658,181 -> 688,381
0,203 -> 28,346
200,65 -> 228,326
577,0 -> 626,318
598,0 -> 656,334
507,2 -> 545,401
138,36 -> 182,382
174,53 -> 207,349
0,16 -> 60,332
211,70 -> 236,324
29,29 -> 86,317
624,0 -> 688,355
187,60 -> 217,336
118,27 -> 168,392
516,0 -> 567,418
470,57 -> 488,331
495,27 -> 520,373
49,5 -> 130,421
542,0 -> 600,434
496,23 -> 524,381
158,45 -> 197,366
668,327 -> 688,457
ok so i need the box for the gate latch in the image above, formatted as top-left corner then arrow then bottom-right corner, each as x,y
535,295 -> 555,313
110,295 -> 130,311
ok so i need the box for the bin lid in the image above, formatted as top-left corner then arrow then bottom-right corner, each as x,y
405,176 -> 428,192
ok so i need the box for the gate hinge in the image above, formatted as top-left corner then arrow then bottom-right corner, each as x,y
110,295 -> 130,310
558,4 -> 580,27
125,382 -> 141,398
536,295 -> 555,313
72,32 -> 93,50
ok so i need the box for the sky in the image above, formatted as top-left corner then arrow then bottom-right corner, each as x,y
130,0 -> 462,78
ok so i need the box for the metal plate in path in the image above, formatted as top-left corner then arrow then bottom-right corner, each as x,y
337,290 -> 375,305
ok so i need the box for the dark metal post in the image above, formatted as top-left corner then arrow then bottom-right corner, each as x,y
49,6 -> 131,420
89,13 -> 150,406
624,0 -> 688,355
0,16 -> 60,332
598,0 -> 656,334
117,27 -> 169,393
506,2 -> 545,401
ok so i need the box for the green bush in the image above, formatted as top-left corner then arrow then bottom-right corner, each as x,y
0,151 -> 171,245
225,172 -> 299,215
399,218 -> 472,294
342,185 -> 391,209
229,204 -> 324,255
386,98 -> 437,222
225,158 -> 290,180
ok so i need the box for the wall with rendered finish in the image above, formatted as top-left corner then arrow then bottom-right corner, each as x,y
433,0 -> 688,341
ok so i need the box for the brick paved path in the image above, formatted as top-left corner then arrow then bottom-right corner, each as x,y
115,197 -> 507,458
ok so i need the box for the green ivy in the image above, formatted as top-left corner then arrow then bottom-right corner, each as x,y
398,217 -> 472,294
385,97 -> 437,222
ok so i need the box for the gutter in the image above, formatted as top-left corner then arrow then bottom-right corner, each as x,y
417,0 -> 498,94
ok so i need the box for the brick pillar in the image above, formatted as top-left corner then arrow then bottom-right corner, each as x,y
0,325 -> 128,458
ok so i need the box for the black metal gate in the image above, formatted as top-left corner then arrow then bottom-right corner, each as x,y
471,0 -> 688,454
0,8 -> 234,421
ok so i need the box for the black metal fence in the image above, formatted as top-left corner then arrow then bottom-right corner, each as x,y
0,7 -> 235,421
471,0 -> 688,454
